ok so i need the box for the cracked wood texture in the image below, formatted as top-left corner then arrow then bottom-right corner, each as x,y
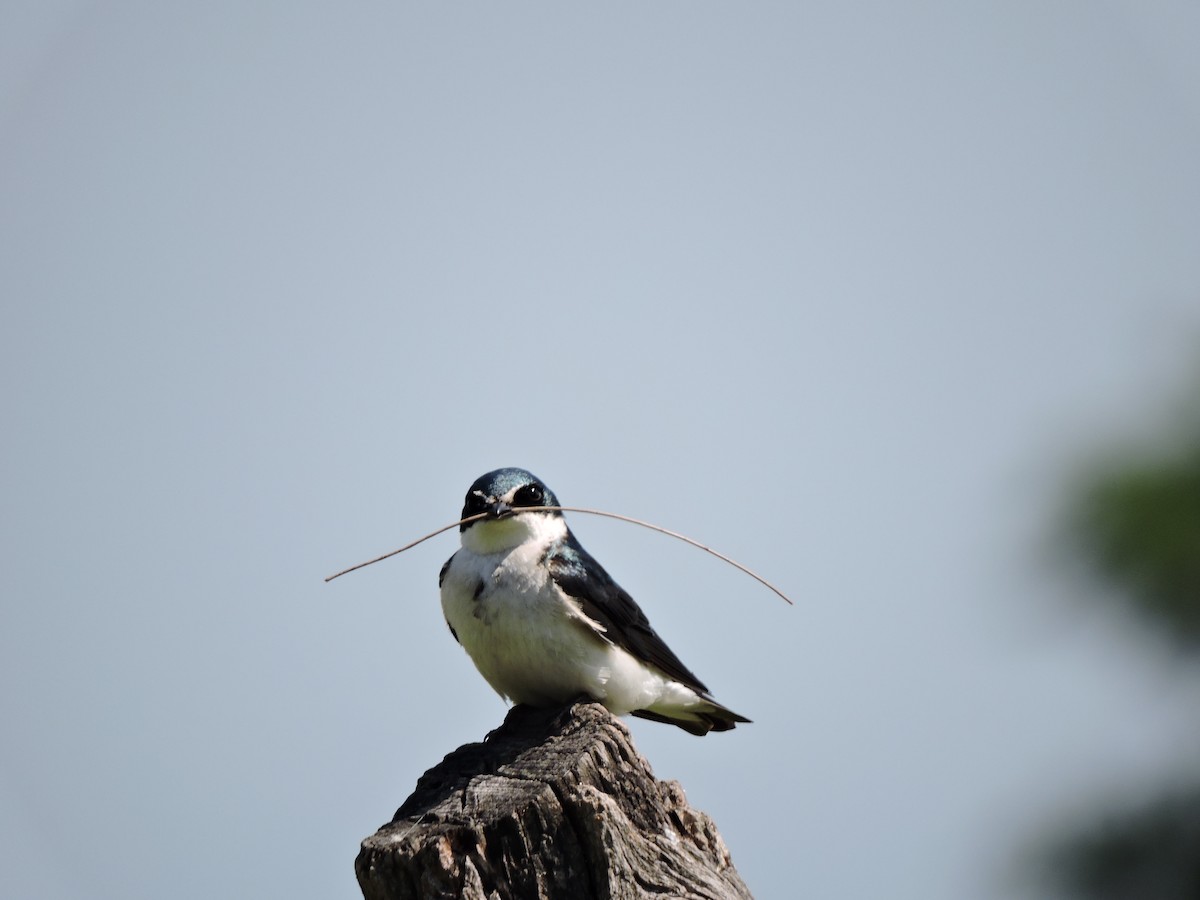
356,700 -> 752,900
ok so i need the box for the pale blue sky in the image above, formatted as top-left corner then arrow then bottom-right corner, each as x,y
3,3 -> 1199,898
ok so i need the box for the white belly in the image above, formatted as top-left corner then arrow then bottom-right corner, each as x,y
440,545 -> 667,714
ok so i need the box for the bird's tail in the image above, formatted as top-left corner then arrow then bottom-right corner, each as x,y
631,697 -> 750,736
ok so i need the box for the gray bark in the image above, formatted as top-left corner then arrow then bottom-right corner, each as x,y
356,700 -> 753,900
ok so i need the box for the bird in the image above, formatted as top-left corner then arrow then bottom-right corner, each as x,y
438,467 -> 749,736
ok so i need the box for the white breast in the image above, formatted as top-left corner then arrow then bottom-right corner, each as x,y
439,514 -> 666,712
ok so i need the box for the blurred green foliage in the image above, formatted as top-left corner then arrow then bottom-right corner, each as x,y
1048,394 -> 1200,898
1075,442 -> 1200,647
1052,787 -> 1200,900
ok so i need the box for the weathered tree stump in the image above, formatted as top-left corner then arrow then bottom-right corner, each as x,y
355,699 -> 752,900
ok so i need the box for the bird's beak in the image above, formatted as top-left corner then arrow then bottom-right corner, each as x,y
488,500 -> 514,520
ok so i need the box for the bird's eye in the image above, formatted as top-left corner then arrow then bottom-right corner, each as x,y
513,484 -> 544,507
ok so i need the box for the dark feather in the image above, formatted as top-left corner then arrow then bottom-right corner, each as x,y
440,555 -> 460,644
547,531 -> 711,696
630,707 -> 745,736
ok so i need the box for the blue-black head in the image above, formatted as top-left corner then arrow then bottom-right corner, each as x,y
460,468 -> 562,531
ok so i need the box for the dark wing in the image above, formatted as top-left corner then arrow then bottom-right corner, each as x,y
439,554 -> 459,644
547,531 -> 711,695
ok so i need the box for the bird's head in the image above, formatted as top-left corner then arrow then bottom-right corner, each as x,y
460,467 -> 565,554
